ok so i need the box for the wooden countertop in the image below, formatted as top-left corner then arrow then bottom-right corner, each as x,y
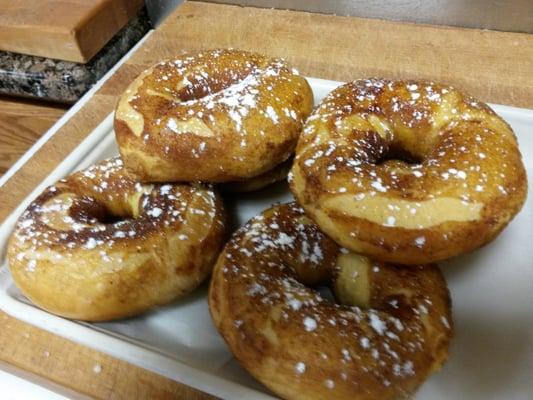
0,2 -> 532,398
0,97 -> 67,176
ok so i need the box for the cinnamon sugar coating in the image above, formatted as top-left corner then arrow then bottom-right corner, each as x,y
290,79 -> 527,264
209,203 -> 452,400
8,158 -> 226,321
115,48 -> 313,183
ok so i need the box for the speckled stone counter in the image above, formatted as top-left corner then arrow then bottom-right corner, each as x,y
0,9 -> 151,103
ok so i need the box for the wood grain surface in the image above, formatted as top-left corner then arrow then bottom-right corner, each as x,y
0,97 -> 67,176
0,2 -> 532,398
0,0 -> 144,62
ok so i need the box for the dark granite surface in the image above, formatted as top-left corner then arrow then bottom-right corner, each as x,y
0,9 -> 151,103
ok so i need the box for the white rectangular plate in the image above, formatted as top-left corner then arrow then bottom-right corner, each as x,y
1,78 -> 532,399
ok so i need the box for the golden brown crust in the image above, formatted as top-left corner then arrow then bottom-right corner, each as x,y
290,79 -> 527,264
8,158 -> 226,321
114,48 -> 313,183
209,202 -> 452,400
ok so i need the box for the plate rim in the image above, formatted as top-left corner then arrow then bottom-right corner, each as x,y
1,76 -> 532,399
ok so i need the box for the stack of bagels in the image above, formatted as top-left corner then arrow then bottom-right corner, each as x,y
8,49 -> 527,400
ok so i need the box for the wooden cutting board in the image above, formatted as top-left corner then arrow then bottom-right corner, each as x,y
0,2 -> 532,398
0,0 -> 144,63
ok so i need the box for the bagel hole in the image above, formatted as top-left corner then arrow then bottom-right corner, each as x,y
177,69 -> 252,103
94,210 -> 131,225
316,285 -> 364,307
316,285 -> 337,303
376,143 -> 423,166
178,84 -> 215,102
69,197 -> 133,225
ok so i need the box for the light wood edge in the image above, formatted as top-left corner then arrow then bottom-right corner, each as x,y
0,311 -> 216,399
75,0 -> 145,62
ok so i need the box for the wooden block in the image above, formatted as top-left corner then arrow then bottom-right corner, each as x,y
0,0 -> 144,63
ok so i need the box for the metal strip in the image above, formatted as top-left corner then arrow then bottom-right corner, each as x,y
195,0 -> 533,33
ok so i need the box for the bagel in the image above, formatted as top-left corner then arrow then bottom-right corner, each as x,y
209,202 -> 452,400
290,79 -> 527,264
8,158 -> 225,321
115,48 -> 313,183
220,157 -> 292,193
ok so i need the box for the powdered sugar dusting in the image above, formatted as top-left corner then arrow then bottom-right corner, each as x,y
303,316 -> 317,332
9,157 -> 220,274
295,362 -> 306,374
215,202 -> 451,396
295,77 -> 520,265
